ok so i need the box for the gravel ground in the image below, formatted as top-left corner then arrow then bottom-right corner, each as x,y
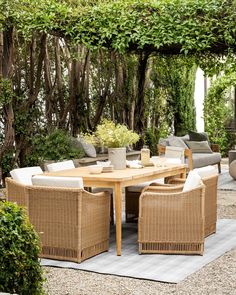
43,189 -> 236,295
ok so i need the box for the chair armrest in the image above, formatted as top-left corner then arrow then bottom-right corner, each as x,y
168,178 -> 186,185
142,184 -> 184,193
139,185 -> 205,211
5,177 -> 28,207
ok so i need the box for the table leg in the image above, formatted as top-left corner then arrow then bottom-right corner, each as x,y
114,182 -> 122,256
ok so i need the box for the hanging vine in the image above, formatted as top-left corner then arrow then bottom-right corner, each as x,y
204,71 -> 236,155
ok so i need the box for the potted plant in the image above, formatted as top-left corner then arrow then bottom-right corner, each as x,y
83,119 -> 140,169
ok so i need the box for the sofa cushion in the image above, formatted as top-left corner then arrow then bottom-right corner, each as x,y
188,130 -> 209,142
77,137 -> 97,157
168,136 -> 189,149
10,166 -> 43,185
185,141 -> 212,153
32,175 -> 84,188
159,138 -> 169,146
192,153 -> 221,169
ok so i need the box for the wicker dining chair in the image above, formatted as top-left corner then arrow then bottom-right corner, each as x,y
168,173 -> 218,237
125,148 -> 185,223
6,177 -> 111,263
138,184 -> 205,255
45,161 -> 114,225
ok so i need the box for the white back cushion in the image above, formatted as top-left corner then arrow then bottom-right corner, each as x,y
165,146 -> 185,163
32,175 -> 84,189
10,166 -> 43,185
183,170 -> 202,192
194,165 -> 218,178
46,160 -> 75,172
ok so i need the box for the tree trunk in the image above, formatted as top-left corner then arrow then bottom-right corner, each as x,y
134,52 -> 150,145
0,27 -> 15,186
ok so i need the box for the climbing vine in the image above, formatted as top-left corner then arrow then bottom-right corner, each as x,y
204,71 -> 236,155
3,0 -> 236,58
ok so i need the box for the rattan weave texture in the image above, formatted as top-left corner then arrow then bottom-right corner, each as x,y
6,177 -> 111,263
138,185 -> 205,255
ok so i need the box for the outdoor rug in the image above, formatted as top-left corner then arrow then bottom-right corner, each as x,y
218,170 -> 236,191
41,219 -> 236,283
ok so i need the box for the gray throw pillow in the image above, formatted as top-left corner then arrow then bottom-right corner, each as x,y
77,137 -> 97,157
159,138 -> 169,146
168,136 -> 189,149
188,130 -> 209,142
185,141 -> 213,153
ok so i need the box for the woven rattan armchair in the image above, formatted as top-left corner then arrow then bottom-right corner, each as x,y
138,184 -> 205,255
168,174 -> 218,237
6,177 -> 111,263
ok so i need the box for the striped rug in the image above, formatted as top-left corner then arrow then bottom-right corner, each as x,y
41,219 -> 236,283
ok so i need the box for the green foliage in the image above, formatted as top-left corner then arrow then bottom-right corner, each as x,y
148,56 -> 196,135
83,119 -> 140,148
144,125 -> 168,156
9,0 -> 236,61
204,71 -> 236,155
0,79 -> 14,105
1,149 -> 15,176
0,201 -> 45,294
24,129 -> 85,165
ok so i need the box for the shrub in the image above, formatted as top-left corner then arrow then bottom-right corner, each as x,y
0,201 -> 45,294
24,129 -> 85,166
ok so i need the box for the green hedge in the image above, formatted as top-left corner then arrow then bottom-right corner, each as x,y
0,201 -> 45,294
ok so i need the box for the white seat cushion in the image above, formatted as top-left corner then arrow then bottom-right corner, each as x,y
32,175 -> 83,189
194,166 -> 218,178
127,178 -> 165,192
46,160 -> 75,172
183,170 -> 202,192
10,166 -> 43,185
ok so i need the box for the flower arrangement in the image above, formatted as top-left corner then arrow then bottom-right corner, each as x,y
83,119 -> 140,148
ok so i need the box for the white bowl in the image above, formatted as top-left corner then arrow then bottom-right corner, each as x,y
88,165 -> 103,174
96,161 -> 111,167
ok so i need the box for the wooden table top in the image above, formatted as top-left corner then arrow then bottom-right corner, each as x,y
44,164 -> 186,183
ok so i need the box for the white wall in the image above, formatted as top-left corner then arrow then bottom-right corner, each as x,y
194,68 -> 205,132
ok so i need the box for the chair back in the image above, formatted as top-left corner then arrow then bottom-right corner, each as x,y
10,166 -> 43,185
194,166 -> 218,178
46,160 -> 75,172
32,175 -> 83,189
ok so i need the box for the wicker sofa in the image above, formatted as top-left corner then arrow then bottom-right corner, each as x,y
6,177 -> 111,263
158,134 -> 221,173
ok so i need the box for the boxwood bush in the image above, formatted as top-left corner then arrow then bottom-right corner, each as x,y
0,201 -> 45,294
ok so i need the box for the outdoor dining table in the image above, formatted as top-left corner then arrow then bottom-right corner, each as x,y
44,163 -> 187,256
